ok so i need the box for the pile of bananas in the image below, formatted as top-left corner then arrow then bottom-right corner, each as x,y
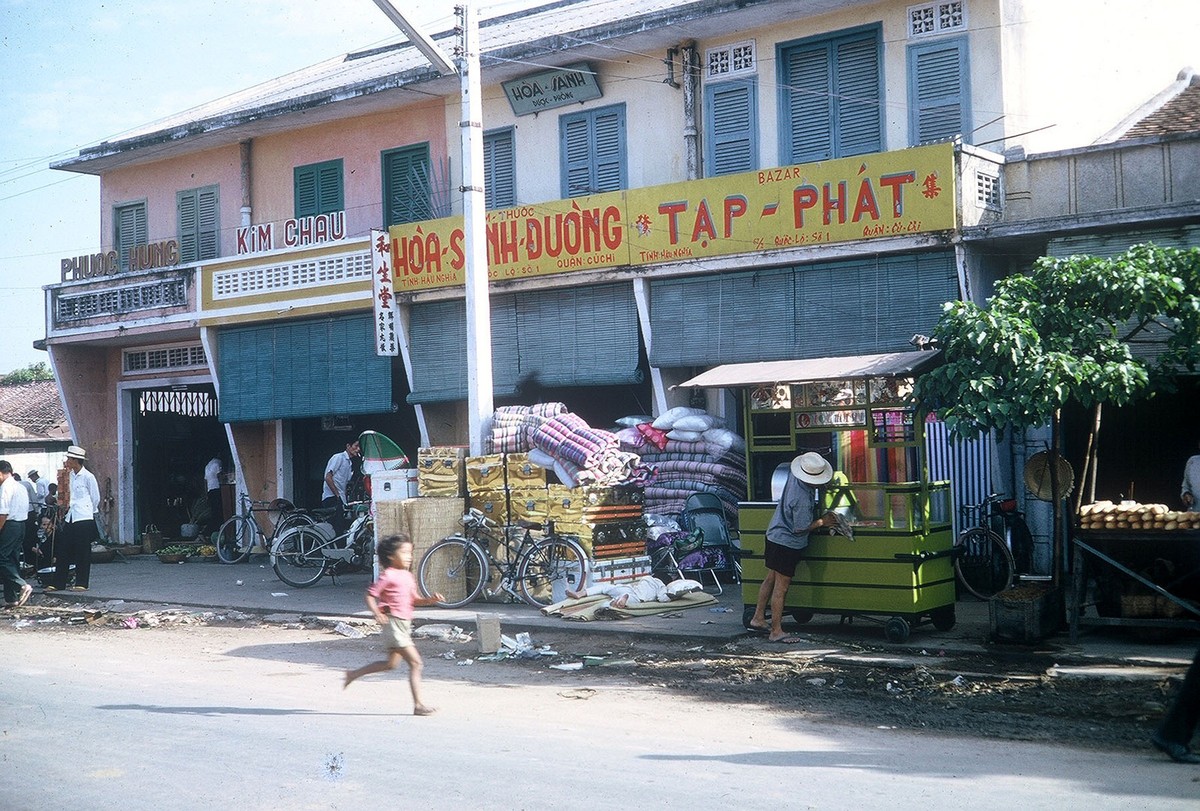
1078,501 -> 1200,531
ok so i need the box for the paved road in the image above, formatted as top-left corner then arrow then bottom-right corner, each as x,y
5,621 -> 1200,810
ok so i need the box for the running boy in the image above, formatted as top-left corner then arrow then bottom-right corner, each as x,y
344,534 -> 444,716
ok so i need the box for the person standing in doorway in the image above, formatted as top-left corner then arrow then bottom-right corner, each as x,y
204,456 -> 224,534
748,451 -> 837,643
0,461 -> 34,608
322,439 -> 361,535
47,445 -> 100,592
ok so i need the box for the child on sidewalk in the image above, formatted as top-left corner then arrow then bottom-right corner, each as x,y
344,534 -> 444,716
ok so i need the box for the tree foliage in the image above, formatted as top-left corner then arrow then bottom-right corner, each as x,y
915,244 -> 1200,438
0,362 -> 54,385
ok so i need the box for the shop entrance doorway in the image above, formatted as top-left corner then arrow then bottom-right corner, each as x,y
131,385 -> 229,539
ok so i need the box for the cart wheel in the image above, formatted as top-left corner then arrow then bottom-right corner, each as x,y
884,616 -> 911,643
931,605 -> 956,632
791,609 -> 814,625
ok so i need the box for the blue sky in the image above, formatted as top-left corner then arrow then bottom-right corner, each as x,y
0,0 -> 530,374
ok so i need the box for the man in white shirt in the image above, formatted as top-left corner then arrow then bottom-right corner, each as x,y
0,460 -> 34,608
321,439 -> 361,534
204,457 -> 224,532
47,445 -> 101,592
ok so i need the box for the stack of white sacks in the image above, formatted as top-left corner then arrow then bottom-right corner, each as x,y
613,407 -> 747,522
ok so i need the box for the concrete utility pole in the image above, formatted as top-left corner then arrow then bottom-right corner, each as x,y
372,1 -> 492,455
456,3 -> 494,456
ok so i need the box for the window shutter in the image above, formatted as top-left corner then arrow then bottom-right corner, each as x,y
909,37 -> 969,145
295,166 -> 318,218
785,45 -> 834,163
561,115 -> 594,198
706,80 -> 758,175
177,191 -> 199,264
484,129 -> 516,209
560,105 -> 626,198
116,203 -> 148,271
384,146 -> 432,226
592,108 -> 624,193
782,27 -> 882,164
317,161 -> 343,213
197,187 -> 219,260
178,186 -> 219,263
834,35 -> 883,157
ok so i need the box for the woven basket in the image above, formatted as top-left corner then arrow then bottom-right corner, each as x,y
1120,594 -> 1184,618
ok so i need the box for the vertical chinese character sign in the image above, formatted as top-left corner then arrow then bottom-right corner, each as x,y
371,229 -> 399,357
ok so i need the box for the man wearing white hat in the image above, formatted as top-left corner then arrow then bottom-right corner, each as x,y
47,445 -> 101,592
748,451 -> 837,642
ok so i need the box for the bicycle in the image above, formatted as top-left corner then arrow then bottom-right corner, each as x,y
953,493 -> 1033,599
270,502 -> 375,588
416,508 -> 591,609
215,493 -> 317,564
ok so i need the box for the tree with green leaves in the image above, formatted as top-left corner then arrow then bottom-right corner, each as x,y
915,243 -> 1200,581
0,362 -> 54,385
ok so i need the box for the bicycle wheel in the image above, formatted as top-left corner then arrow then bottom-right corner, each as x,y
516,537 -> 590,608
215,515 -> 257,564
954,527 -> 1015,600
274,509 -> 315,539
417,537 -> 487,609
271,526 -> 329,588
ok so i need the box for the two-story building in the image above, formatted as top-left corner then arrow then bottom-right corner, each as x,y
42,0 -> 1200,560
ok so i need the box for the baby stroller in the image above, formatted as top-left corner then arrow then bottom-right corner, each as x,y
651,492 -> 742,594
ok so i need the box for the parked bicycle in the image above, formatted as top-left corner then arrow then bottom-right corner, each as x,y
416,508 -> 591,609
954,493 -> 1034,599
270,502 -> 375,588
215,493 -> 317,564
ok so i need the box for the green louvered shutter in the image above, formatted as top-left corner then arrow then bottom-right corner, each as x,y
649,251 -> 957,366
178,186 -> 219,263
909,37 -> 970,145
706,79 -> 758,175
115,202 -> 148,272
383,145 -> 432,226
217,314 -> 392,422
295,159 -> 344,218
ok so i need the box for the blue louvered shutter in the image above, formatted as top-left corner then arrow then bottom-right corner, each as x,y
560,105 -> 626,198
483,129 -> 516,209
784,44 -> 834,163
178,186 -> 219,263
834,34 -> 883,156
706,79 -> 758,175
908,37 -> 970,145
782,27 -> 882,163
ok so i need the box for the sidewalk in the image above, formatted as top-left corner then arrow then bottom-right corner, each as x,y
32,551 -> 1199,672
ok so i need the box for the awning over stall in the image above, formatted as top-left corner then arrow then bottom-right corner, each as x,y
677,350 -> 942,388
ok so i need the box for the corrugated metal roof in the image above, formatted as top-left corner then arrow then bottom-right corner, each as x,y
677,350 -> 944,388
55,0 -> 864,171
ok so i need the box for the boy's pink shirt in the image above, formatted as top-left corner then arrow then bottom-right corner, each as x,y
367,567 -> 416,619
